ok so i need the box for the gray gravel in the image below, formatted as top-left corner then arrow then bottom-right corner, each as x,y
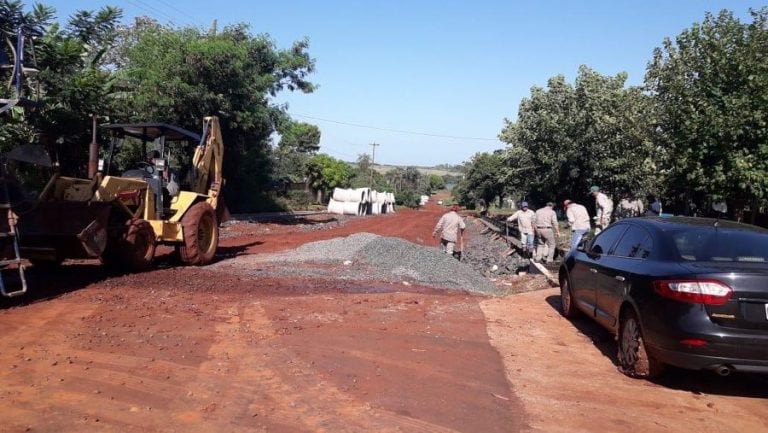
215,232 -> 499,295
259,232 -> 380,263
357,236 -> 498,294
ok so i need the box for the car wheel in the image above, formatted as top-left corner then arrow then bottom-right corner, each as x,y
560,277 -> 580,318
618,310 -> 664,379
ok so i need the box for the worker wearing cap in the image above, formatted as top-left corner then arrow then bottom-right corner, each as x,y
563,200 -> 591,251
432,203 -> 466,258
506,201 -> 536,253
590,185 -> 613,234
533,202 -> 560,263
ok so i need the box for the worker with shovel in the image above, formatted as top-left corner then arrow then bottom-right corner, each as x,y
432,203 -> 466,260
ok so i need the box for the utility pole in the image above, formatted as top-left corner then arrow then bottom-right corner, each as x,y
369,142 -> 379,188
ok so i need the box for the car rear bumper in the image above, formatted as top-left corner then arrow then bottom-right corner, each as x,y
648,343 -> 768,374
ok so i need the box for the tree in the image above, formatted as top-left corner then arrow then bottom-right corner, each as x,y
305,154 -> 351,202
427,174 -> 445,192
119,19 -> 316,211
349,153 -> 389,190
500,67 -> 658,205
273,121 -> 320,185
453,151 -> 505,208
277,121 -> 320,154
0,1 -> 121,177
645,8 -> 768,218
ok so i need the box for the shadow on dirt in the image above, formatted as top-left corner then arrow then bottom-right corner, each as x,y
0,262 -> 109,309
544,294 -> 768,398
545,294 -> 617,362
214,241 -> 262,261
230,214 -> 341,226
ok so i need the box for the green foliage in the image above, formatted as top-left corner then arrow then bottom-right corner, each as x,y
272,121 -> 320,184
116,19 -> 316,212
395,189 -> 420,208
277,121 -> 320,154
385,166 -> 425,193
499,66 -> 659,205
0,1 -> 120,177
348,153 -> 390,190
453,151 -> 506,208
646,8 -> 768,212
306,153 -> 351,197
427,174 -> 445,191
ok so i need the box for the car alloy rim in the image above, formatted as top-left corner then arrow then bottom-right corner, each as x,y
620,318 -> 640,367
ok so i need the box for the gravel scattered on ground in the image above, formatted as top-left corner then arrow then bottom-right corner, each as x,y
460,218 -> 530,277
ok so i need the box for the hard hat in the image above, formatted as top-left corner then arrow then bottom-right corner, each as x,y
563,199 -> 572,207
589,185 -> 600,193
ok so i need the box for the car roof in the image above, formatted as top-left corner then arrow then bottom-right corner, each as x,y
102,123 -> 201,142
628,216 -> 768,234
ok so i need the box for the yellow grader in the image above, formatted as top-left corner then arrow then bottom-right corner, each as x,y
0,116 -> 226,296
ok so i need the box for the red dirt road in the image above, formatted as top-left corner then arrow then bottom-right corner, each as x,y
1,197 -> 766,433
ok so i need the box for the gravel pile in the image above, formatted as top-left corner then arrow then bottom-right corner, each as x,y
356,236 -> 498,294
262,233 -> 380,262
221,232 -> 499,295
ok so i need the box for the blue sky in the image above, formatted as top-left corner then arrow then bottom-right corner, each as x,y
45,0 -> 763,166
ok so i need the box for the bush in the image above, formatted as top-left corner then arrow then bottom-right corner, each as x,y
396,190 -> 420,208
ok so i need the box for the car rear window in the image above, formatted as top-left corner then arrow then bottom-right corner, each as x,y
671,229 -> 768,262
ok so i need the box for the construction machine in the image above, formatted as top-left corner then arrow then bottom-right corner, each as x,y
14,116 -> 226,273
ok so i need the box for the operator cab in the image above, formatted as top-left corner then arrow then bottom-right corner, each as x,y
101,123 -> 201,219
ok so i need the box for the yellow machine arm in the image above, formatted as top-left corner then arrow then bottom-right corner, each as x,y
191,116 -> 225,212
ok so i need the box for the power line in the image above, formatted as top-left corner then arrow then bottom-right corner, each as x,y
124,0 -> 183,27
290,112 -> 502,142
153,0 -> 199,25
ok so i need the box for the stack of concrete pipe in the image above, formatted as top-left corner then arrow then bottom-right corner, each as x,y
369,190 -> 396,215
327,188 -> 396,216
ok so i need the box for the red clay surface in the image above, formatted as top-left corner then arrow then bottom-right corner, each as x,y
1,194 -> 766,433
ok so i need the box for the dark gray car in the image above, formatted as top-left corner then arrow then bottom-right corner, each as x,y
558,216 -> 768,378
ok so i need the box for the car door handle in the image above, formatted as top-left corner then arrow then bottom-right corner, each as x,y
615,275 -> 626,282
589,268 -> 598,274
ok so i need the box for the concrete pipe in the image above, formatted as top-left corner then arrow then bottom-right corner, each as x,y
354,187 -> 371,203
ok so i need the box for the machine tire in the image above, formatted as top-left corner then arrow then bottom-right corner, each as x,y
122,219 -> 156,271
178,202 -> 218,266
617,310 -> 665,379
100,219 -> 156,272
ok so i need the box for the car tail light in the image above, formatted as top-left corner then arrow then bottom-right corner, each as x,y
680,338 -> 708,347
653,279 -> 733,305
